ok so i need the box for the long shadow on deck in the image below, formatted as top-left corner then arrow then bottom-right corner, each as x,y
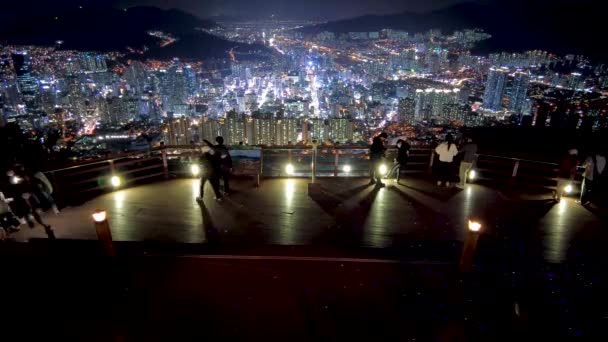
477,199 -> 557,271
309,184 -> 380,247
387,186 -> 461,260
400,180 -> 462,202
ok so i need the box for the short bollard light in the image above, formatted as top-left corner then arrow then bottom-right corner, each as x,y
468,220 -> 482,232
110,175 -> 121,188
468,169 -> 477,181
378,164 -> 388,175
459,219 -> 483,272
92,210 -> 115,257
92,210 -> 107,223
190,164 -> 201,177
342,165 -> 352,173
564,184 -> 573,194
285,163 -> 295,175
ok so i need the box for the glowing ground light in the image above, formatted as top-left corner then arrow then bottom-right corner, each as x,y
92,210 -> 107,223
564,184 -> 573,194
342,165 -> 352,173
285,164 -> 295,175
190,164 -> 201,177
110,176 -> 121,188
468,220 -> 482,232
469,170 -> 477,180
378,164 -> 388,175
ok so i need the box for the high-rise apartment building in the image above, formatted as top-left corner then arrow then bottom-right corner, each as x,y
509,71 -> 530,114
483,67 -> 509,111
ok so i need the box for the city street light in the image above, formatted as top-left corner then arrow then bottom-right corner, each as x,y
285,163 -> 295,175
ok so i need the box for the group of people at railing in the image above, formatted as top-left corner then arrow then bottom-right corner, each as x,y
368,132 -> 478,189
1,163 -> 59,240
195,136 -> 233,203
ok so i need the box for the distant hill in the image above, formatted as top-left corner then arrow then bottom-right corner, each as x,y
299,1 -> 606,61
0,6 -> 269,60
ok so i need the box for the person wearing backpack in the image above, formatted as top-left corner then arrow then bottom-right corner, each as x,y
579,151 -> 606,206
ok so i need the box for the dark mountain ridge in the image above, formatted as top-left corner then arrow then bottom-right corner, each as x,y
0,6 -> 268,60
299,1 -> 606,61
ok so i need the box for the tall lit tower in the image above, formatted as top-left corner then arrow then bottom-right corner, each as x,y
509,71 -> 530,114
483,67 -> 509,111
11,52 -> 38,96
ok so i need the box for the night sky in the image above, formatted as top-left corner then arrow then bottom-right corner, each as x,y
0,0 -> 600,21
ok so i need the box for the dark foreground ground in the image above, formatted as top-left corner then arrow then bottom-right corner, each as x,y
2,178 -> 607,340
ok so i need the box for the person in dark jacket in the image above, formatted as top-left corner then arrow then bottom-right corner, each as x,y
554,148 -> 578,201
4,166 -> 54,237
369,132 -> 388,187
196,144 -> 223,202
214,136 -> 233,195
392,139 -> 410,183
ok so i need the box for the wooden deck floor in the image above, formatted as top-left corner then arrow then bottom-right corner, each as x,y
11,177 -> 607,263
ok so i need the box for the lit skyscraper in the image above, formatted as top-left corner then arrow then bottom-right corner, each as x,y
328,118 -> 353,143
509,71 -> 530,114
11,52 -> 38,96
483,67 -> 509,111
275,118 -> 300,145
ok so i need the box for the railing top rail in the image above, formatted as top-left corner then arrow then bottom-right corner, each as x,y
44,143 -> 567,175
46,149 -> 162,173
477,153 -> 559,167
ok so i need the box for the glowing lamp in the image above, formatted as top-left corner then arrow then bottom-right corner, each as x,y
190,164 -> 201,177
285,164 -> 295,175
468,220 -> 482,232
110,176 -> 121,188
92,210 -> 107,223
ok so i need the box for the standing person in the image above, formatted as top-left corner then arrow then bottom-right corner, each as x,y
390,139 -> 410,183
214,136 -> 233,195
435,134 -> 459,187
196,144 -> 223,203
458,137 -> 478,188
369,132 -> 388,188
32,170 -> 59,214
5,167 -> 53,235
579,151 -> 606,206
554,148 -> 578,201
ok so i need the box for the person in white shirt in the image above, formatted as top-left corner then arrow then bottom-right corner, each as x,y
580,152 -> 606,205
434,134 -> 459,187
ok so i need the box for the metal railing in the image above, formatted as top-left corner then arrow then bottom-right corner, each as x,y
43,145 -> 578,207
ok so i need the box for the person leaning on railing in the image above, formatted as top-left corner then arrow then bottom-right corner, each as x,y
458,137 -> 478,188
555,149 -> 578,201
368,132 -> 388,188
435,134 -> 458,187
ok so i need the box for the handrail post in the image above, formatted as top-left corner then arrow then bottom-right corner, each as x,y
161,148 -> 169,180
508,159 -> 520,190
108,160 -> 116,174
312,146 -> 317,183
428,150 -> 435,174
256,148 -> 263,187
512,159 -> 520,178
334,148 -> 339,177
